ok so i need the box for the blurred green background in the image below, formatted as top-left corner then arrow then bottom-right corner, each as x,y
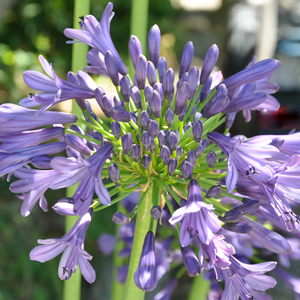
1,0 -> 300,299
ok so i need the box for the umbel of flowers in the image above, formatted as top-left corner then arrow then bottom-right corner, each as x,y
3,2 -> 300,299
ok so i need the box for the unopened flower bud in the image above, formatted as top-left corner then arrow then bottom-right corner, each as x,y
165,108 -> 174,128
163,68 -> 175,99
151,205 -> 162,220
101,95 -> 114,117
135,55 -> 148,89
168,132 -> 179,151
158,130 -> 166,147
205,185 -> 222,198
158,57 -> 167,83
148,119 -> 159,138
110,105 -> 132,122
150,138 -> 156,153
195,139 -> 209,158
147,61 -> 157,86
130,86 -> 142,109
128,35 -> 143,68
187,66 -> 200,99
174,82 -> 190,116
168,158 -> 178,176
187,150 -> 196,166
108,163 -> 120,182
148,24 -> 161,68
176,145 -> 183,158
105,50 -> 119,86
120,76 -> 131,102
122,133 -> 133,155
142,155 -> 151,170
139,110 -> 149,131
179,41 -> 194,79
192,120 -> 203,143
144,85 -> 153,103
206,150 -> 217,168
200,44 -> 219,84
160,145 -> 171,165
134,231 -> 157,291
149,90 -> 161,118
112,211 -> 131,225
223,222 -> 253,234
221,200 -> 261,222
181,160 -> 194,180
178,104 -> 187,122
111,122 -> 121,140
142,131 -> 152,152
153,82 -> 164,101
180,246 -> 201,276
131,144 -> 141,162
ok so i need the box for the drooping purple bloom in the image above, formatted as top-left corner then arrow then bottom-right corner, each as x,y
64,3 -> 128,75
21,56 -> 95,112
134,231 -> 157,291
50,143 -> 113,215
169,179 -> 221,246
30,209 -> 96,283
221,256 -> 277,300
10,167 -> 60,216
208,132 -> 278,192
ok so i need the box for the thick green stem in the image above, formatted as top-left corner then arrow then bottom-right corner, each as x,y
188,274 -> 211,300
64,1 -> 90,300
124,189 -> 153,300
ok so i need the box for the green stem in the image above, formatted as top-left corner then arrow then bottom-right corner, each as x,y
124,189 -> 152,300
188,273 -> 211,300
112,202 -> 127,300
64,1 -> 90,300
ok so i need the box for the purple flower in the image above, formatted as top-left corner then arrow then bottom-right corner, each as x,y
134,231 -> 157,291
64,3 -> 128,75
30,209 -> 96,283
21,56 -> 95,113
221,257 -> 277,300
0,127 -> 64,151
50,143 -> 113,215
208,132 -> 278,192
169,179 -> 221,246
0,103 -> 77,133
83,48 -> 109,76
0,142 -> 66,178
196,235 -> 235,271
10,167 -> 60,217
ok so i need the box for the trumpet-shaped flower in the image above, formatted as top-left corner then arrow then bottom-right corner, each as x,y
30,209 -> 95,283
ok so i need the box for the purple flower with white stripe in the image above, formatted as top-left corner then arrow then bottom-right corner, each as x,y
169,179 -> 221,246
30,209 -> 96,283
